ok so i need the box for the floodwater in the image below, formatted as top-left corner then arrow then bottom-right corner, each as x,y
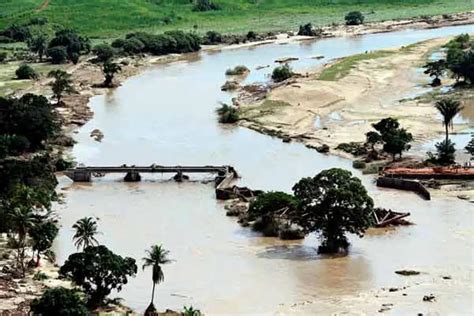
55,24 -> 473,315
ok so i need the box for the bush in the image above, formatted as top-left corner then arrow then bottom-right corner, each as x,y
15,64 -> 38,80
297,23 -> 322,37
111,38 -> 127,49
0,52 -> 7,62
225,65 -> 249,76
248,191 -> 298,221
272,64 -> 293,82
33,271 -> 48,281
193,0 -> 220,12
435,139 -> 456,165
30,287 -> 88,316
92,44 -> 115,62
164,31 -> 201,53
122,38 -> 145,54
345,11 -> 365,25
202,31 -> 223,45
246,31 -> 257,40
216,104 -> 239,123
47,46 -> 68,64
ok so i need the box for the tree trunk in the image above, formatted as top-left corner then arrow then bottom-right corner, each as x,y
151,282 -> 156,305
445,124 -> 449,144
36,252 -> 41,267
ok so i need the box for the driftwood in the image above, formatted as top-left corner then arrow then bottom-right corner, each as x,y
373,208 -> 411,227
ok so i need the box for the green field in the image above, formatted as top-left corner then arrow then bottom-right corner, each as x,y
0,0 -> 472,38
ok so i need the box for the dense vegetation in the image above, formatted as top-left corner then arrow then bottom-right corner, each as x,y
0,0 -> 471,37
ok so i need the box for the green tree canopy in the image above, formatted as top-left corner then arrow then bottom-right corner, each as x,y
59,245 -> 137,308
291,168 -> 374,253
48,70 -> 76,104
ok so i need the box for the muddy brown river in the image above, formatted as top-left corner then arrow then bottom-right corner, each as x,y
55,25 -> 473,314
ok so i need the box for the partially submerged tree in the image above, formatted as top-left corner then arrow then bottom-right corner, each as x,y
423,59 -> 446,86
30,287 -> 88,316
291,168 -> 374,253
59,245 -> 137,308
345,11 -> 365,25
48,70 -> 75,104
434,98 -> 463,143
216,103 -> 239,123
102,60 -> 122,87
142,244 -> 172,314
72,217 -> 99,250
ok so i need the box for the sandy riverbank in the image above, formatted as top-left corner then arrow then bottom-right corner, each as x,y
238,36 -> 473,156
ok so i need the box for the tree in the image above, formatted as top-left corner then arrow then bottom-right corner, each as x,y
434,139 -> 456,165
248,191 -> 297,221
48,70 -> 75,104
382,128 -> 413,161
27,34 -> 48,62
72,217 -> 99,250
30,287 -> 88,316
365,131 -> 382,150
466,134 -> 474,158
142,244 -> 172,313
297,23 -> 321,37
272,64 -> 293,82
216,103 -> 239,123
291,168 -> 374,253
345,11 -> 364,25
16,64 -> 38,80
0,94 -> 60,149
423,59 -> 446,86
47,46 -> 68,64
93,44 -> 115,62
49,29 -> 89,62
183,306 -> 202,316
30,220 -> 58,266
59,245 -> 137,308
6,184 -> 52,276
434,98 -> 463,143
102,60 -> 122,87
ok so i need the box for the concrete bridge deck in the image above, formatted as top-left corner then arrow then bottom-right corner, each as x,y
64,165 -> 237,183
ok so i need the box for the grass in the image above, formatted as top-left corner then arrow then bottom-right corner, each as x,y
240,100 -> 291,122
0,0 -> 471,38
318,50 -> 394,81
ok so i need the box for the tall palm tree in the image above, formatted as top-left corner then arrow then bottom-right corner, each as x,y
72,217 -> 99,250
434,99 -> 463,143
142,244 -> 172,313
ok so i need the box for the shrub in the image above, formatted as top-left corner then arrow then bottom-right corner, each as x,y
435,139 -> 456,165
246,31 -> 257,40
92,44 -> 115,62
122,38 -> 145,54
225,65 -> 249,76
15,64 -> 38,80
336,142 -> 367,156
297,23 -> 322,36
345,11 -> 365,25
248,191 -> 298,221
33,271 -> 48,281
111,38 -> 127,49
216,104 -> 239,123
47,46 -> 68,64
0,52 -> 7,62
30,287 -> 88,316
272,64 -> 293,82
202,31 -> 223,45
193,0 -> 220,12
164,31 -> 201,53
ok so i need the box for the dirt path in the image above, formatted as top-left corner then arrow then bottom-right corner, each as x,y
36,0 -> 49,12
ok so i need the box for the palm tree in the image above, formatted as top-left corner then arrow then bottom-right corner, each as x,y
142,244 -> 172,313
434,99 -> 463,143
72,217 -> 99,250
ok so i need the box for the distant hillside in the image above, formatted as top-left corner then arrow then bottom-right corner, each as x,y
0,0 -> 471,38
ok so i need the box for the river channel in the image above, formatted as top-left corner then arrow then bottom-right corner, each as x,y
54,24 -> 473,314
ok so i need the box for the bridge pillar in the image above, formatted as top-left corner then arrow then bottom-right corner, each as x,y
124,171 -> 141,182
173,171 -> 189,182
72,171 -> 91,182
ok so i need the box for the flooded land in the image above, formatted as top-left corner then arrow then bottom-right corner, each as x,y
50,24 -> 474,314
